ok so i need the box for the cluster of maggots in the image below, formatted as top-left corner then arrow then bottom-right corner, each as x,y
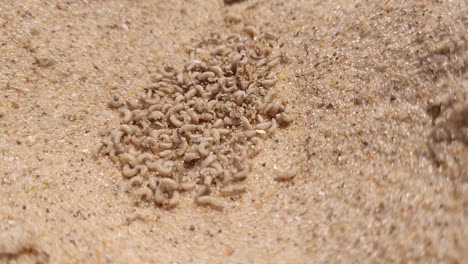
100,27 -> 293,210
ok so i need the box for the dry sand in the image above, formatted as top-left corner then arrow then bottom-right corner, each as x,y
0,0 -> 466,263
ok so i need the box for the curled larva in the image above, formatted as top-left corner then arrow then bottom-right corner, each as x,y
111,129 -> 124,145
265,99 -> 285,116
200,167 -> 218,178
109,94 -> 125,108
243,25 -> 258,39
122,164 -> 138,178
220,184 -> 246,196
184,152 -> 200,162
184,88 -> 198,100
233,90 -> 246,105
169,114 -> 184,127
198,141 -> 211,157
165,103 -> 184,118
222,84 -> 237,93
201,154 -> 217,168
149,110 -> 164,121
136,153 -> 153,164
250,137 -> 263,150
119,108 -> 133,123
209,65 -> 223,76
120,124 -> 134,135
276,112 -> 293,126
159,178 -> 178,193
233,163 -> 250,181
129,176 -> 143,186
197,71 -> 216,81
195,196 -> 225,211
195,185 -> 211,197
187,109 -> 199,124
274,167 -> 299,181
160,65 -> 177,77
141,89 -> 161,105
119,153 -> 136,166
136,186 -> 153,202
147,160 -> 174,177
136,165 -> 149,177
240,116 -> 253,129
164,191 -> 180,209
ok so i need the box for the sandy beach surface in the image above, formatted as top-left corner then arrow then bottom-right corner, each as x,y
0,0 -> 466,263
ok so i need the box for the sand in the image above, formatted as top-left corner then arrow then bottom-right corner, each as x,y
0,0 -> 466,263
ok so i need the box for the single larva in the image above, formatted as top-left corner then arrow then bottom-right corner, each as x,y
255,121 -> 271,130
219,184 -> 246,196
197,71 -> 216,81
120,124 -> 134,135
198,141 -> 211,157
196,185 -> 211,197
111,129 -> 124,145
159,177 -> 178,193
136,153 -> 154,164
267,56 -> 281,68
109,94 -> 125,108
119,108 -> 133,123
276,112 -> 293,126
201,154 -> 217,168
159,142 -> 174,150
122,164 -> 138,178
160,65 -> 177,77
176,138 -> 188,156
232,163 -> 250,181
243,25 -> 258,39
129,176 -> 143,186
158,149 -> 175,159
165,103 -> 184,118
240,116 -> 253,129
164,191 -> 180,209
184,152 -> 200,162
136,186 -> 154,202
274,167 -> 299,181
195,196 -> 225,211
154,186 -> 166,205
148,176 -> 158,190
127,99 -> 142,110
169,114 -> 184,127
179,182 -> 195,192
147,160 -> 174,177
119,153 -> 136,166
